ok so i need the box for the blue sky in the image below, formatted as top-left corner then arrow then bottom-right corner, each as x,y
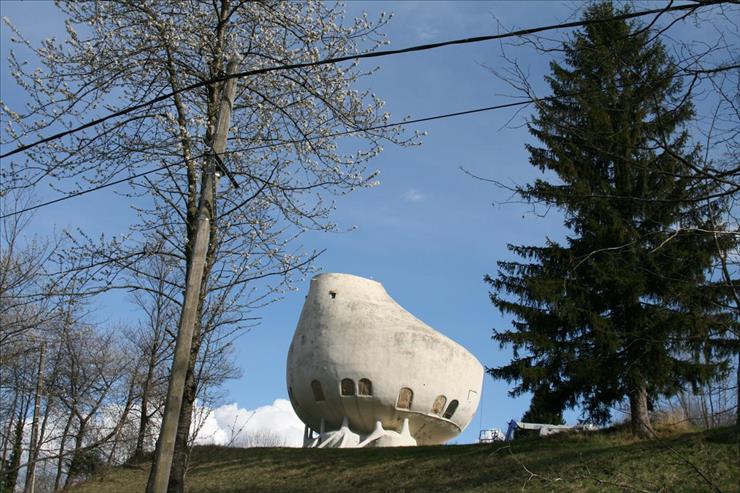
1,1 -> 732,444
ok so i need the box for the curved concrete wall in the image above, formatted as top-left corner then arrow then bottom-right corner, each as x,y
286,273 -> 483,446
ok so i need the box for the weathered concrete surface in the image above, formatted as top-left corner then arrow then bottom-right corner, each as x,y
286,273 -> 483,447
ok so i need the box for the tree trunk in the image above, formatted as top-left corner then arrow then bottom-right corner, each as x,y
33,397 -> 52,487
106,434 -> 120,467
4,406 -> 27,493
736,353 -> 739,426
147,213 -> 210,493
148,56 -> 238,493
145,436 -> 160,493
134,384 -> 151,461
133,345 -> 158,461
699,385 -> 710,429
0,387 -> 20,476
64,419 -> 87,490
53,409 -> 75,492
23,342 -> 45,493
629,382 -> 654,439
103,374 -> 137,467
147,295 -> 204,493
167,341 -> 200,493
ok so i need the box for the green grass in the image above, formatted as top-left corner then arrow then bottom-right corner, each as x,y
73,425 -> 738,492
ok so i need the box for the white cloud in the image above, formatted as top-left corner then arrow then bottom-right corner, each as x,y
403,188 -> 426,203
414,23 -> 440,41
194,399 -> 304,448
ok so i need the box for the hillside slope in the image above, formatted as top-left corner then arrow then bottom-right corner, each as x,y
73,425 -> 738,492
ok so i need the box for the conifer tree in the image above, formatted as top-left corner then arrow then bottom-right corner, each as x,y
487,2 -> 737,438
521,385 -> 565,427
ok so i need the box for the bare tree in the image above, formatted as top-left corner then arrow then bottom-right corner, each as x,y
0,192 -> 58,354
124,255 -> 179,462
241,430 -> 290,448
123,250 -> 242,468
0,343 -> 34,493
22,339 -> 45,493
49,317 -> 136,490
3,1 -> 417,490
0,191 -> 59,493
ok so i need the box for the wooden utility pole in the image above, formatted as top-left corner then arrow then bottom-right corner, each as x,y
147,58 -> 239,493
23,341 -> 45,493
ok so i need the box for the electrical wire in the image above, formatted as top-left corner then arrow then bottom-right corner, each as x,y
0,101 -> 530,219
2,62 -> 736,220
0,1 -> 722,159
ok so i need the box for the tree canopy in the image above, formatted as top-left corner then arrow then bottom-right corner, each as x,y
487,1 -> 737,438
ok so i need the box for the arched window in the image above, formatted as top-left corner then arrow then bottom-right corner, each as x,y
311,380 -> 325,402
431,395 -> 447,415
396,387 -> 413,410
358,378 -> 373,396
443,399 -> 459,419
341,378 -> 355,396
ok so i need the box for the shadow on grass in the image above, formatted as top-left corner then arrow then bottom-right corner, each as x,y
72,425 -> 739,493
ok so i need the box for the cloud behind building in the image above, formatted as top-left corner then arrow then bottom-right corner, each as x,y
194,399 -> 304,448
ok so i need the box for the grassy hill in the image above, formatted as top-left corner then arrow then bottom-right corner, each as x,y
73,425 -> 738,492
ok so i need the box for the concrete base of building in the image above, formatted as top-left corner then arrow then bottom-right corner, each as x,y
304,417 -> 417,448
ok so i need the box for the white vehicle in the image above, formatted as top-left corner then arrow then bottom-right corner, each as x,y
479,428 -> 506,443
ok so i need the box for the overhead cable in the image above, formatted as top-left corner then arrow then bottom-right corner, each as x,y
0,1 -> 722,159
2,61 -> 736,220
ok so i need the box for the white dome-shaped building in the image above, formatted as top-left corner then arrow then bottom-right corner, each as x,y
286,273 -> 483,447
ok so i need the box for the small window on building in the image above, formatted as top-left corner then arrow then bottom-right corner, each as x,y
311,380 -> 325,402
396,387 -> 413,410
341,378 -> 355,396
431,395 -> 447,415
329,290 -> 337,299
358,378 -> 373,396
443,399 -> 459,419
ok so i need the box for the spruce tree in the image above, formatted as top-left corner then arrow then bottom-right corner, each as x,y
521,385 -> 565,426
487,2 -> 737,438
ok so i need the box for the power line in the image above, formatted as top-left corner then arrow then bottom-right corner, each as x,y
0,159 -> 195,219
0,0 -> 722,160
0,100 -> 531,219
3,61 -> 736,221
